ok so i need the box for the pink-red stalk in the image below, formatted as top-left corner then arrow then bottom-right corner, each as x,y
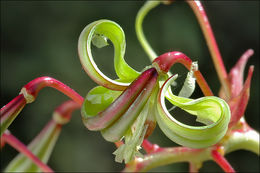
187,1 -> 230,98
211,149 -> 235,173
0,77 -> 84,136
23,76 -> 84,105
142,139 -> 162,154
2,131 -> 54,173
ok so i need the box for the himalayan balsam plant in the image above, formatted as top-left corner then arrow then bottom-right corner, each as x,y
1,1 -> 259,172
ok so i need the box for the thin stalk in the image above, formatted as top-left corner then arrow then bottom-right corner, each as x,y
187,1 -> 230,98
4,100 -> 80,172
211,150 -> 235,173
2,131 -> 54,173
135,1 -> 160,61
4,120 -> 61,172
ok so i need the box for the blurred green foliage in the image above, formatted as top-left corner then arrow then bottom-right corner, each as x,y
1,1 -> 259,172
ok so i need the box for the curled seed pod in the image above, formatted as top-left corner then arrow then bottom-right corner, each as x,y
78,19 -> 140,91
82,68 -> 158,132
101,69 -> 158,142
156,75 -> 231,148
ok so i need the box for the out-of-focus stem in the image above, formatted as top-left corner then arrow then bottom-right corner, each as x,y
2,131 -> 54,173
5,120 -> 61,172
211,150 -> 235,173
189,162 -> 201,173
0,95 -> 26,136
135,1 -> 160,61
153,51 -> 213,96
53,100 -> 81,125
187,1 -> 230,98
4,100 -> 80,172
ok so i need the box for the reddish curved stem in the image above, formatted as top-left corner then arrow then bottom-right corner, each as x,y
23,76 -> 84,105
153,51 -> 213,96
1,77 -> 84,135
2,131 -> 54,173
211,150 -> 235,173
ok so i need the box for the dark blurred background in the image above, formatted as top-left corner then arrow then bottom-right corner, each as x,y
1,1 -> 259,172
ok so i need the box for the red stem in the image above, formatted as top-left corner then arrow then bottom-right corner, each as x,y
211,150 -> 235,173
187,1 -> 230,97
2,131 -> 54,173
2,100 -> 81,171
23,76 -> 84,105
142,139 -> 162,154
1,94 -> 26,117
1,77 -> 83,135
153,51 -> 213,96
